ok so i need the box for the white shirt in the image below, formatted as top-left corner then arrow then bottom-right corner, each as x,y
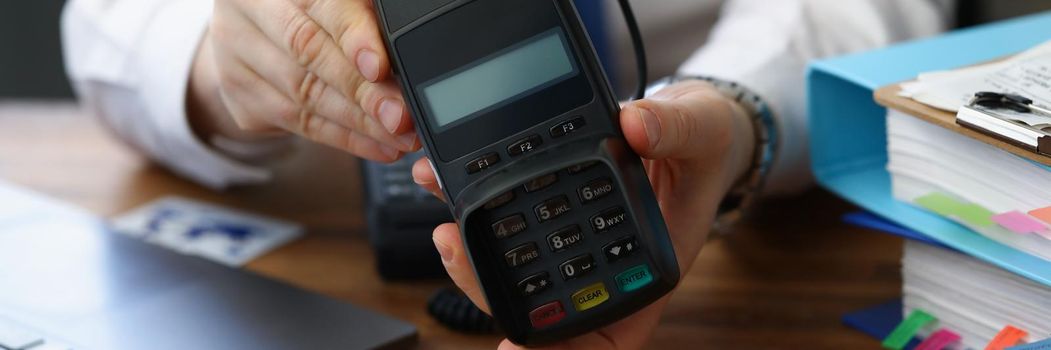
62,0 -> 954,192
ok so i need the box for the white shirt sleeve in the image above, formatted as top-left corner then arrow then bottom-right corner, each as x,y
61,0 -> 271,190
678,0 -> 954,195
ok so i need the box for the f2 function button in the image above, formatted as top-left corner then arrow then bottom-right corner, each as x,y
508,135 -> 543,157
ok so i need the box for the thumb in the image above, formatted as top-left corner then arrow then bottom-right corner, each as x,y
620,81 -> 742,160
432,223 -> 490,314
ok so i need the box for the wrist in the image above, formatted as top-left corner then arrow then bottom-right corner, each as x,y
187,29 -> 293,161
648,75 -> 780,229
725,100 -> 757,193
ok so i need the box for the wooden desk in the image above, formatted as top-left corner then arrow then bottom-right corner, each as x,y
0,102 -> 902,349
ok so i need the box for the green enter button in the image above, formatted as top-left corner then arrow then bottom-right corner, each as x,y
615,265 -> 653,292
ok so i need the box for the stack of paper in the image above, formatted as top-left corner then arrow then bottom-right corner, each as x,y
902,241 -> 1051,349
887,39 -> 1051,261
883,37 -> 1051,349
888,111 -> 1051,261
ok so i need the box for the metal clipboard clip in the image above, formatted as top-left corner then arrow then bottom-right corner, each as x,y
969,91 -> 1051,156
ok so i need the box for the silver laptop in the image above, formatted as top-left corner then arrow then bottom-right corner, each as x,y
0,184 -> 416,350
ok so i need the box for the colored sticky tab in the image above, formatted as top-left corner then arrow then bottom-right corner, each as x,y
1007,337 -> 1051,350
1028,207 -> 1051,225
916,193 -> 965,216
882,310 -> 936,350
993,212 -> 1049,234
958,204 -> 996,227
986,325 -> 1029,350
915,329 -> 961,350
915,193 -> 995,227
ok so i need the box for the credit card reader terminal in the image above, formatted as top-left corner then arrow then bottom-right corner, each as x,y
375,0 -> 679,345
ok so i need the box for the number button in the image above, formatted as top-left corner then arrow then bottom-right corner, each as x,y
550,117 -> 586,138
466,153 -> 500,174
535,196 -> 572,223
547,225 -> 583,252
578,178 -> 614,203
523,173 -> 558,193
517,272 -> 552,297
508,135 -> 543,157
491,214 -> 528,239
590,207 -> 627,233
559,254 -> 595,281
505,243 -> 541,268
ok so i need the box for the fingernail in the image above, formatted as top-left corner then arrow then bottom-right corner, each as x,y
397,132 -> 417,150
638,107 -> 661,150
357,50 -> 381,82
379,99 -> 404,133
434,237 -> 453,264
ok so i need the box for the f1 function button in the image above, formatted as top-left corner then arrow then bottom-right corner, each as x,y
466,153 -> 500,174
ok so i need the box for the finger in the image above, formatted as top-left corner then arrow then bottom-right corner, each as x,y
213,7 -> 416,151
494,295 -> 672,350
213,49 -> 402,162
432,223 -> 489,314
412,157 -> 444,202
295,0 -> 392,82
620,80 -> 739,160
237,0 -> 359,100
229,0 -> 415,137
300,114 -> 403,162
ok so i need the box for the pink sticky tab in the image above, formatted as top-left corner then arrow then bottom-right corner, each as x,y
992,211 -> 1049,234
916,329 -> 961,350
1029,207 -> 1051,225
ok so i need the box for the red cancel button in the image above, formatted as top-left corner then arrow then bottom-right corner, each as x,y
529,301 -> 566,329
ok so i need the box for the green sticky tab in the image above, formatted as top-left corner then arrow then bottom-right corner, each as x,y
882,310 -> 936,350
915,193 -> 964,216
957,204 -> 996,227
914,193 -> 996,228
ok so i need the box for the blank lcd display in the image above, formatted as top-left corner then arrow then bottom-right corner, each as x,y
420,29 -> 577,128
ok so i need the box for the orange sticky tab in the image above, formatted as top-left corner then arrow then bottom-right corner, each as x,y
985,325 -> 1028,350
1029,207 -> 1051,225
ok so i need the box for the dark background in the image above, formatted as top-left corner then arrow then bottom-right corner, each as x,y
1,0 -> 1049,99
1,0 -> 72,98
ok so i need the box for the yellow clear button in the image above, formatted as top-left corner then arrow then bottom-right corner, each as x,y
571,282 -> 610,311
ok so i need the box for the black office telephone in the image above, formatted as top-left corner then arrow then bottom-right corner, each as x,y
361,151 -> 450,280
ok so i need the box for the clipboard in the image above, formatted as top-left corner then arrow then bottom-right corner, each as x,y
874,84 -> 1051,167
